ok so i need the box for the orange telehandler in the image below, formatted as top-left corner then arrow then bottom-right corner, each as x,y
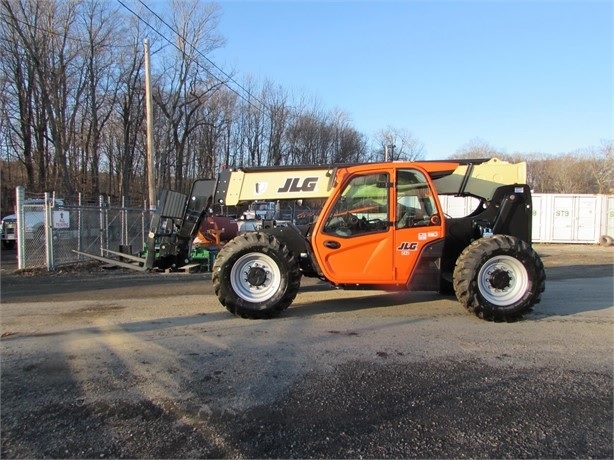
83,158 -> 546,322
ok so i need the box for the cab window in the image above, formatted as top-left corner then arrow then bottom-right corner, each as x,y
323,173 -> 389,237
396,170 -> 437,228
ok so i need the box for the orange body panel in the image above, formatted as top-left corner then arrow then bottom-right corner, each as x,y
313,229 -> 395,283
311,163 -> 447,286
392,223 -> 444,283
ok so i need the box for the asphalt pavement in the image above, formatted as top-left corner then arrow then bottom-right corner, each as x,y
0,245 -> 613,458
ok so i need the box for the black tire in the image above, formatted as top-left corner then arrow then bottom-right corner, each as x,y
453,235 -> 545,321
212,232 -> 301,319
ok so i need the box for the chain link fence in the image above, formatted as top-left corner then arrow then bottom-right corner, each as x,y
12,187 -> 150,270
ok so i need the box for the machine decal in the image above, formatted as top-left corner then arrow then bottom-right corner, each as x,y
418,231 -> 440,240
277,177 -> 319,193
397,241 -> 419,255
255,182 -> 269,195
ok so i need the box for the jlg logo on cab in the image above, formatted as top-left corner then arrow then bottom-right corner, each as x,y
397,241 -> 418,255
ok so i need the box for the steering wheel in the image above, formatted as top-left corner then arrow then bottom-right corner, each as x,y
343,212 -> 359,227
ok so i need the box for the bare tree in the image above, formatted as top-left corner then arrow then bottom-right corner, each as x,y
524,154 -> 552,193
191,86 -> 236,177
329,108 -> 365,163
373,126 -> 424,162
111,9 -> 147,202
523,147 -> 613,194
213,87 -> 237,169
453,137 -> 506,160
152,0 -> 225,191
77,0 -> 122,197
0,0 -> 610,210
238,77 -> 266,167
0,0 -> 48,190
263,81 -> 289,166
3,0 -> 90,196
588,140 -> 614,194
286,111 -> 324,165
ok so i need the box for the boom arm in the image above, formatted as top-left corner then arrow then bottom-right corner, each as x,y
213,166 -> 336,206
429,158 -> 527,200
210,158 -> 527,207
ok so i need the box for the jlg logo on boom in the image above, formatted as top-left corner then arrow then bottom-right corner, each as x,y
277,177 -> 319,193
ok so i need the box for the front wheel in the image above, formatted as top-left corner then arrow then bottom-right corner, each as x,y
453,235 -> 545,321
212,232 -> 301,319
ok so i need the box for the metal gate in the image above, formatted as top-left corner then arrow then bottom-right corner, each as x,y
12,186 -> 151,270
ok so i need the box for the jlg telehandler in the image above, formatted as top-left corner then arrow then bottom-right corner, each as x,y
84,158 -> 546,322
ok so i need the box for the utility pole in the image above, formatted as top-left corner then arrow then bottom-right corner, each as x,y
144,39 -> 156,211
385,144 -> 395,162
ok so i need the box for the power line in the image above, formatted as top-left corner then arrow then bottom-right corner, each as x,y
117,0 -> 268,114
136,0 -> 262,106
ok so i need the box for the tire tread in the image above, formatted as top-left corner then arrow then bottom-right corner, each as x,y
212,232 -> 301,319
453,235 -> 546,321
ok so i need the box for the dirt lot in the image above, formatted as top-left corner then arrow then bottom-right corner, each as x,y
1,244 -> 613,458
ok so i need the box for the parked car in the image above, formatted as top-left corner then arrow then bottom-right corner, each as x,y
1,199 -> 64,249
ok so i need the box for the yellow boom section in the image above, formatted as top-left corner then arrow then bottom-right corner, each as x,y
218,166 -> 336,206
214,158 -> 527,206
431,158 -> 527,200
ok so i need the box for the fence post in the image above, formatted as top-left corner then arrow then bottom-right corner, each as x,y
77,193 -> 82,254
142,200 -> 147,252
122,196 -> 128,246
15,186 -> 25,270
106,196 -> 111,251
44,192 -> 53,270
99,195 -> 104,256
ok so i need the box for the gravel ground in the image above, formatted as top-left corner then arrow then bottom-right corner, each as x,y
1,243 -> 613,459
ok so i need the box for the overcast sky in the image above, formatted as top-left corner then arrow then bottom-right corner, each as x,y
208,0 -> 612,159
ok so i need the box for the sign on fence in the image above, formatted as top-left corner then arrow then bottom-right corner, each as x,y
53,211 -> 70,229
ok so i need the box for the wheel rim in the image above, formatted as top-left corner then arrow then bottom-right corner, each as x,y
230,252 -> 282,303
477,255 -> 528,306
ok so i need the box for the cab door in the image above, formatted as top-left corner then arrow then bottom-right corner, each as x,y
392,168 -> 445,285
311,170 -> 395,284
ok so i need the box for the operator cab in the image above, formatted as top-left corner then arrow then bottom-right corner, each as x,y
312,165 -> 444,286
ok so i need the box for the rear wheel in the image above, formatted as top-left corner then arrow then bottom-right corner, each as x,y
212,232 -> 301,319
453,235 -> 545,321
